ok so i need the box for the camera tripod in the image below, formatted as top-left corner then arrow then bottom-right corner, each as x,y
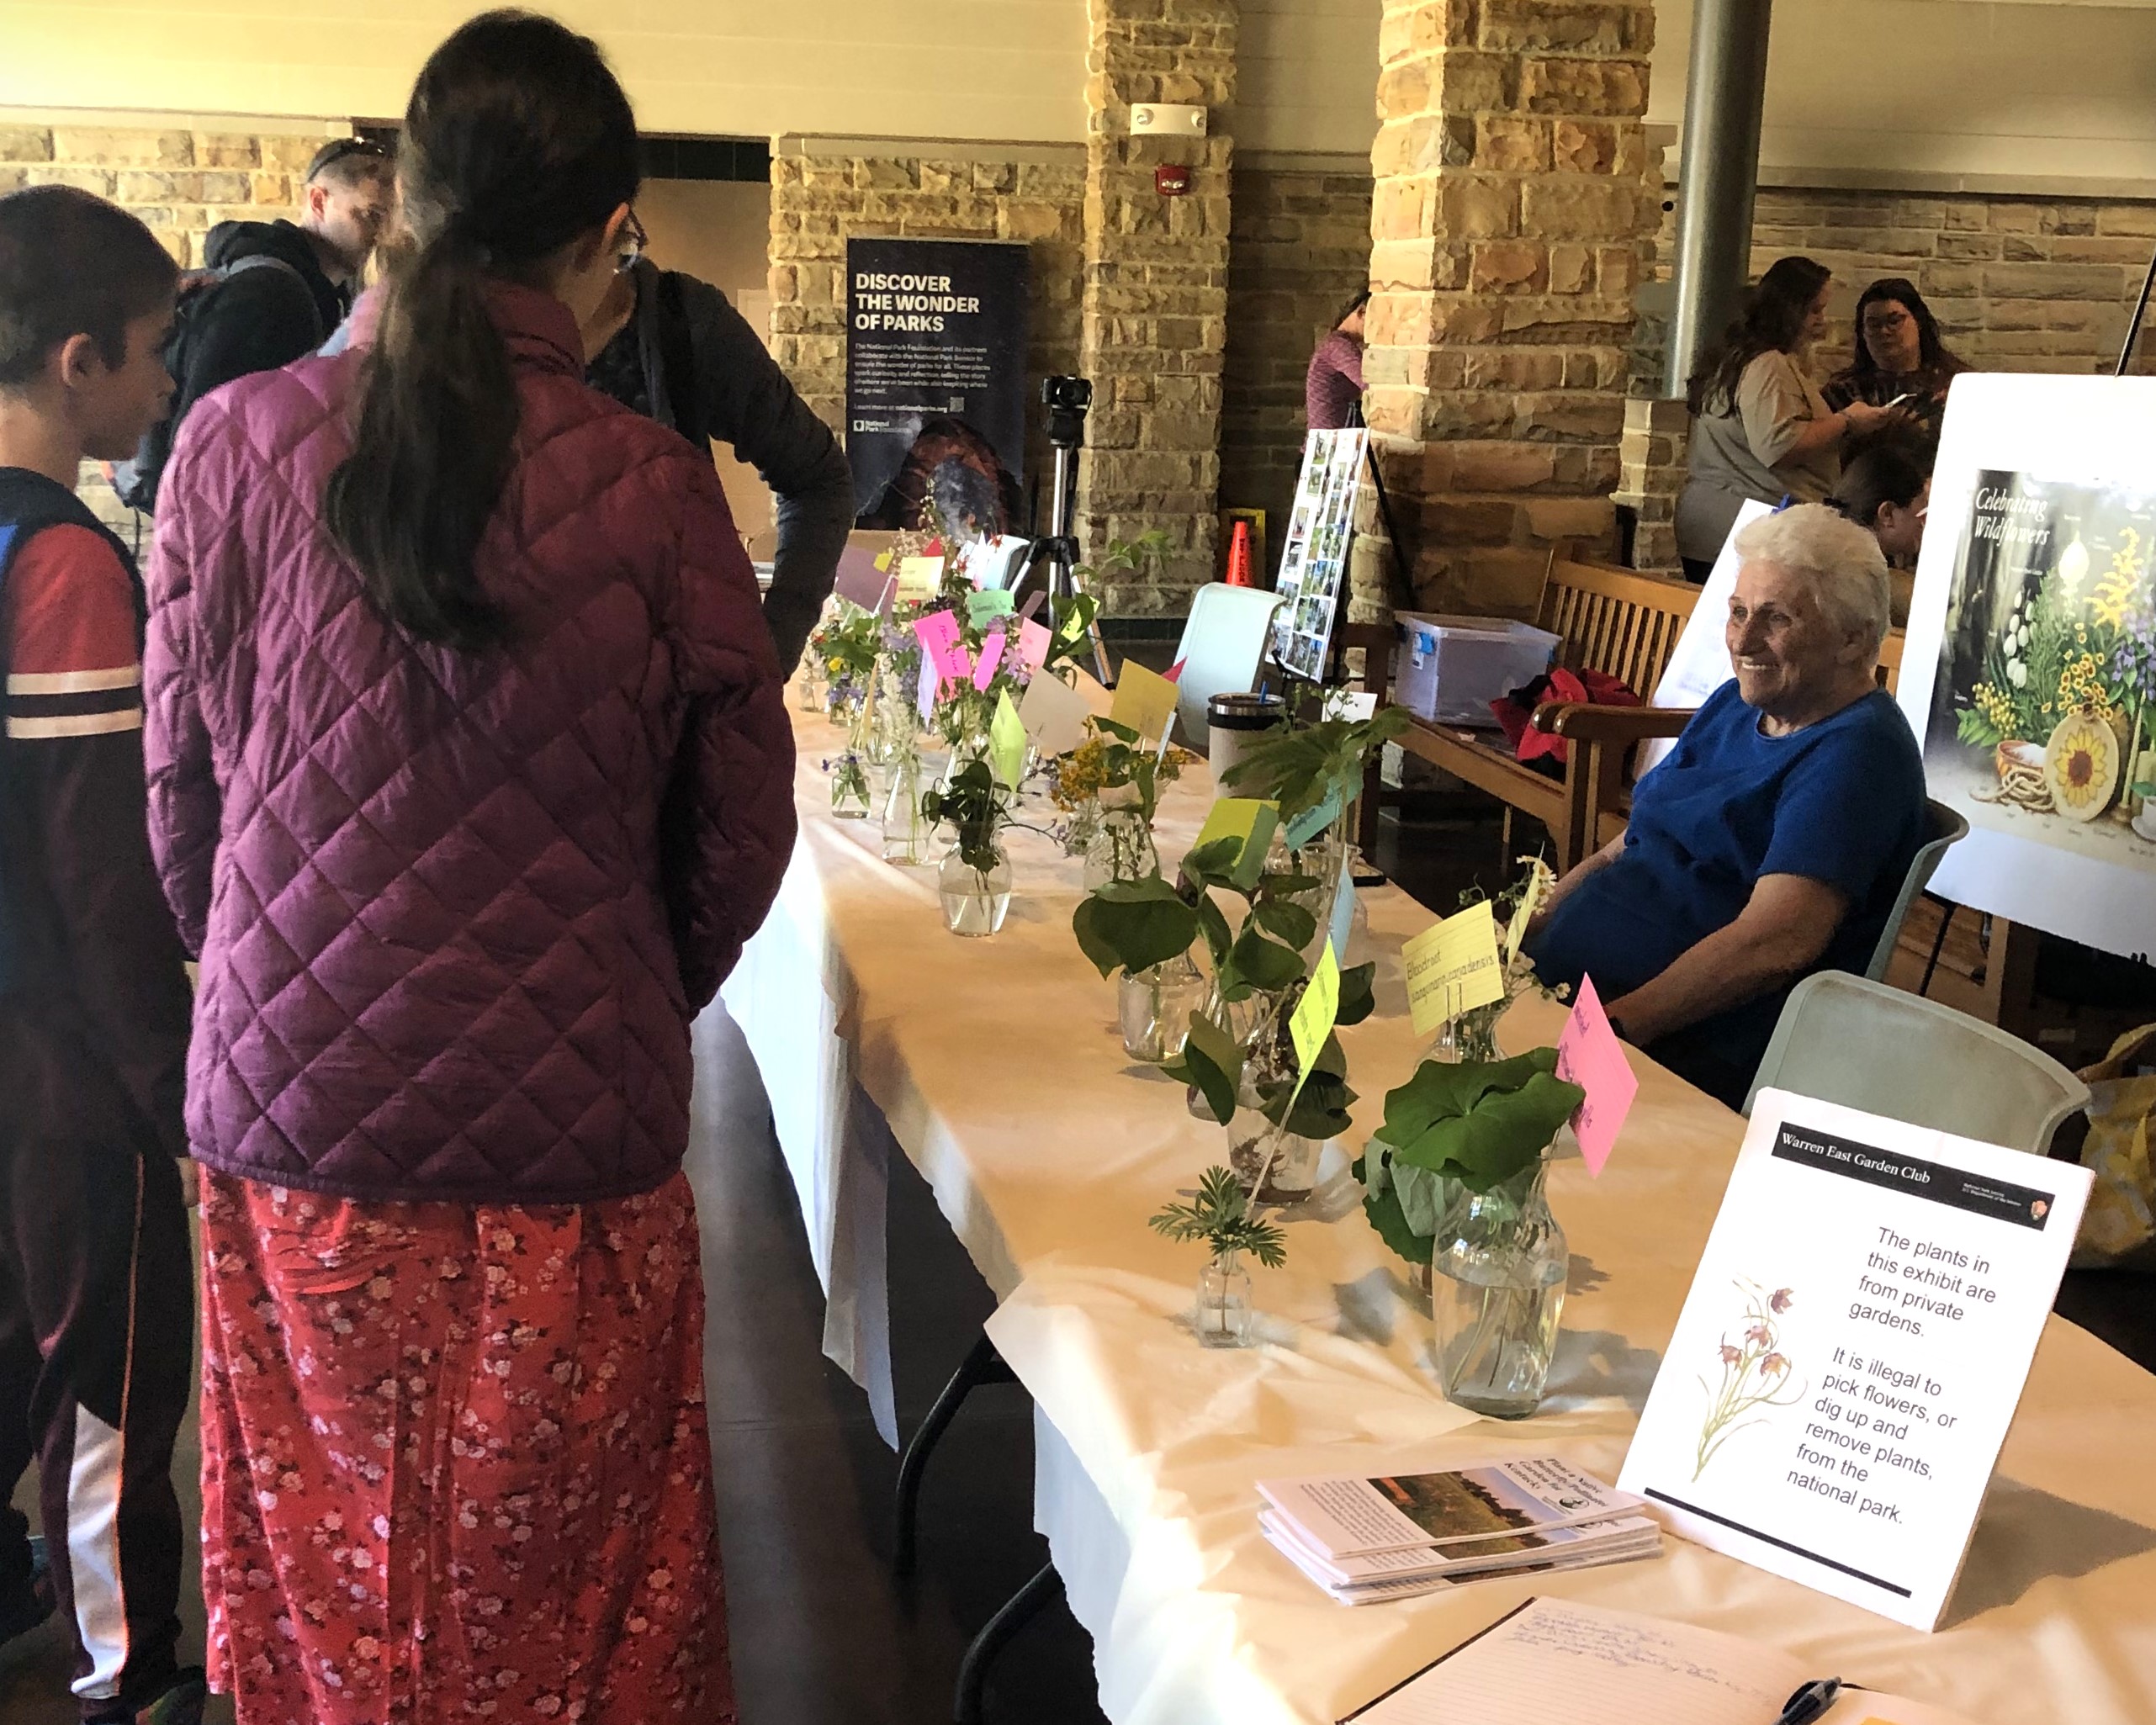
1014,378 -> 1116,687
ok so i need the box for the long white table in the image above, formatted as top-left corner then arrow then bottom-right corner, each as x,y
705,691 -> 2156,1725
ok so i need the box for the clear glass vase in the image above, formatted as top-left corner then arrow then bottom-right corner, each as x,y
880,743 -> 929,865
1083,806 -> 1158,890
796,648 -> 827,712
938,841 -> 1012,937
1184,985 -> 1289,1119
1193,1249 -> 1257,1349
1118,951 -> 1208,1064
829,751 -> 871,819
1062,796 -> 1102,860
1432,997 -> 1507,1063
1226,1056 -> 1322,1206
1432,1157 -> 1567,1418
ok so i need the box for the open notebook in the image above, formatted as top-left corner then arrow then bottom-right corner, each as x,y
1343,1599 -> 1981,1725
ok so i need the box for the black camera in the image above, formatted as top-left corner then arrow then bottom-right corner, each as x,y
1041,375 -> 1093,413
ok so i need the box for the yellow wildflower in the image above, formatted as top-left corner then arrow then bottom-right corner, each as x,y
2090,527 -> 2148,630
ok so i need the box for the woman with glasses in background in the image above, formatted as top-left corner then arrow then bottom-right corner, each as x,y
1825,277 -> 1968,447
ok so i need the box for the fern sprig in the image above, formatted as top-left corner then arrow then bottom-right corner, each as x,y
1148,1166 -> 1289,1269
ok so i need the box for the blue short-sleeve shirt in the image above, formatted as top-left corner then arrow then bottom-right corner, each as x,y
1525,680 -> 1926,1081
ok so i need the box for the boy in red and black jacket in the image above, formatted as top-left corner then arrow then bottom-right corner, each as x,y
0,186 -> 204,1725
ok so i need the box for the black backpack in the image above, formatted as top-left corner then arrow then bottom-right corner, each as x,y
113,253 -> 325,513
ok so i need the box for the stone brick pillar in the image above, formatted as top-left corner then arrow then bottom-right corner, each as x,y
1074,0 -> 1237,616
1613,394 -> 1689,573
1363,1 -> 1658,618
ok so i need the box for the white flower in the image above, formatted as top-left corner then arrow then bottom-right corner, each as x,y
2008,660 -> 2029,688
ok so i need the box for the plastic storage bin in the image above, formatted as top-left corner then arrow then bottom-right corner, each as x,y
1394,613 -> 1560,728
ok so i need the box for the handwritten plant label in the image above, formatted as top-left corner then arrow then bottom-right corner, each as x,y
972,628 -> 1007,693
1555,975 -> 1637,1177
989,689 -> 1028,789
1401,900 -> 1505,1037
1193,797 -> 1280,891
896,555 -> 943,603
967,587 -> 1016,628
1017,617 -> 1052,672
1287,940 -> 1341,1105
1017,669 -> 1091,759
912,609 -> 969,695
1618,1088 -> 2093,1629
1282,785 -> 1344,853
1109,661 -> 1180,750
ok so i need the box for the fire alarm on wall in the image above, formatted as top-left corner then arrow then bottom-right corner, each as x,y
1155,164 -> 1191,197
1131,103 -> 1207,137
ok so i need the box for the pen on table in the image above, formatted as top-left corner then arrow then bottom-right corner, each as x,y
1776,1676 -> 1841,1725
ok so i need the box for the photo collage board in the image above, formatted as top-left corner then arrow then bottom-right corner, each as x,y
1270,428 -> 1367,683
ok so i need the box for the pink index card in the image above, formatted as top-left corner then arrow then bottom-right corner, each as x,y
912,608 -> 969,695
1555,975 -> 1638,1177
972,628 -> 1007,692
1018,618 -> 1052,672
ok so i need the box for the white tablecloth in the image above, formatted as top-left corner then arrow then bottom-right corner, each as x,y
711,692 -> 2156,1725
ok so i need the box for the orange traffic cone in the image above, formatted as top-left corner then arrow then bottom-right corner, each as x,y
1225,517 -> 1255,587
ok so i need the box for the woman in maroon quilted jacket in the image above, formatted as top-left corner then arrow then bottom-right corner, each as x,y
141,15 -> 795,1722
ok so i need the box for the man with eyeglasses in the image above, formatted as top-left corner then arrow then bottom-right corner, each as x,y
583,209 -> 854,670
116,136 -> 394,512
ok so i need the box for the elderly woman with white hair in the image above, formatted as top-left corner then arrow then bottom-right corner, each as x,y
1525,503 -> 1926,1107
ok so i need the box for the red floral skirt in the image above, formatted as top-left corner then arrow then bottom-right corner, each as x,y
197,1170 -> 730,1725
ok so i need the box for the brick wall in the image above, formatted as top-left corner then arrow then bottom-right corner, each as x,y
1219,161 -> 1374,578
0,119 -> 329,267
766,146 -> 1085,521
1074,0 -> 1238,616
1362,0 -> 1663,622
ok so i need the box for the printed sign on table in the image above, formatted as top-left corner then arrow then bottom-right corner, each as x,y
1618,1087 -> 2091,1630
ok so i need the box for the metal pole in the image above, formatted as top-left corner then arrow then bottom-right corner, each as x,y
1664,0 -> 1775,398
2116,241 -> 2156,375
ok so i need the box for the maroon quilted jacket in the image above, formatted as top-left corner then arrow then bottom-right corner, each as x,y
143,282 -> 797,1204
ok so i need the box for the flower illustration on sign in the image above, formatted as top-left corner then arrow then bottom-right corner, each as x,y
1692,1279 -> 1806,1481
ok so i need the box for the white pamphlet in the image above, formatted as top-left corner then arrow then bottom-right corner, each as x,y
1618,1087 -> 2092,1630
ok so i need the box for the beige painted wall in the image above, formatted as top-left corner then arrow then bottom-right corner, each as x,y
0,1 -> 1089,142
1652,1 -> 2156,187
1231,0 -> 1382,155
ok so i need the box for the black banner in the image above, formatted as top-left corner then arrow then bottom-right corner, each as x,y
1772,1124 -> 2058,1230
845,236 -> 1030,536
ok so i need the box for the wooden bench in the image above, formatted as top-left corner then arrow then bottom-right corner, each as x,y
1351,550 -> 1702,872
1352,549 -> 1910,872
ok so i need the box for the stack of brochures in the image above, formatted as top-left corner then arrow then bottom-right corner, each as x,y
1257,1457 -> 1661,1606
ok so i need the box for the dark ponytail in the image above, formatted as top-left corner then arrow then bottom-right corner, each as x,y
325,10 -> 639,651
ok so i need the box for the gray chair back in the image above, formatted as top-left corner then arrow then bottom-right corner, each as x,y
1866,798 -> 1971,981
1745,971 -> 2089,1155
1170,583 -> 1285,749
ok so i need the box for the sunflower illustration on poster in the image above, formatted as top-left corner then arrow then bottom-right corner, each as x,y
1924,471 -> 2156,862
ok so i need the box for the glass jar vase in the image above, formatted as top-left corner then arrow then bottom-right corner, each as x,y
829,750 -> 871,819
1117,951 -> 1208,1064
1083,805 -> 1158,891
1224,1054 -> 1322,1206
880,743 -> 929,865
1431,1157 -> 1567,1418
1192,1249 -> 1257,1349
938,840 -> 1012,937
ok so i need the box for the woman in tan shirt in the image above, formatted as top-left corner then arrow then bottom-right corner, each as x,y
1676,256 -> 1895,579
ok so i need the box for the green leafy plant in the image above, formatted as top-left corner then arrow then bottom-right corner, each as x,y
920,758 -> 1017,874
1220,706 -> 1412,835
1357,1050 -> 1585,1267
1148,1164 -> 1288,1269
1070,823 -> 1375,1141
